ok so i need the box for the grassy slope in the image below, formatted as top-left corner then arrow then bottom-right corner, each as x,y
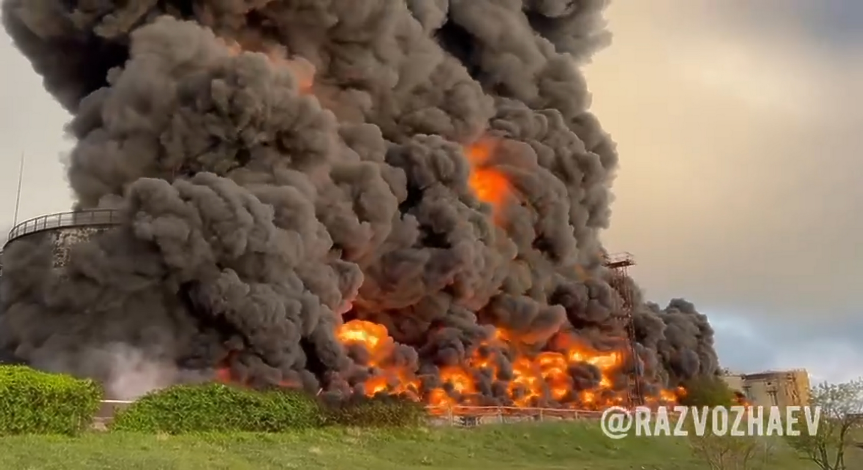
0,422 -> 851,470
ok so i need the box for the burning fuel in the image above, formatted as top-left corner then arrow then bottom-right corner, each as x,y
0,1 -> 719,407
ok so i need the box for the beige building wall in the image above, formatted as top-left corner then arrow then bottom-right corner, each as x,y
723,369 -> 810,407
722,374 -> 744,393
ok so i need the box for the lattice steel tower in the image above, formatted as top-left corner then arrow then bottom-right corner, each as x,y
603,252 -> 643,408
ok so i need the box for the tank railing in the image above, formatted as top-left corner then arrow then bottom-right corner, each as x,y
604,251 -> 635,265
5,209 -> 121,245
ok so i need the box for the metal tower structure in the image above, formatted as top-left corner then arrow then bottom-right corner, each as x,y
603,252 -> 643,408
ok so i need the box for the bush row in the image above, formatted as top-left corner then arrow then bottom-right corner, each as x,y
0,365 -> 427,435
0,365 -> 101,435
113,385 -> 426,433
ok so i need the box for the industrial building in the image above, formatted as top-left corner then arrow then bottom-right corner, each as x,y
723,369 -> 811,407
1,209 -> 120,269
0,209 -> 121,364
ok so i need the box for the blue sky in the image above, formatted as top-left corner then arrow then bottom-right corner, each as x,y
0,2 -> 860,385
739,0 -> 863,46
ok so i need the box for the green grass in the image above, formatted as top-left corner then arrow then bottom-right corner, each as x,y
0,421 -> 852,470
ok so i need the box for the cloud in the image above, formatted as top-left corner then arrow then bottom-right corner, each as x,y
585,1 -> 863,382
711,312 -> 863,385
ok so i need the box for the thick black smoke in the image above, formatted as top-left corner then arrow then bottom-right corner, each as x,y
0,0 -> 719,403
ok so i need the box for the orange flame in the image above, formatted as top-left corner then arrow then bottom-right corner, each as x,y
733,390 -> 751,407
329,319 -> 682,413
335,319 -> 422,398
219,38 -> 314,94
215,366 -> 232,384
213,319 -> 684,413
465,139 -> 512,216
336,319 -> 389,366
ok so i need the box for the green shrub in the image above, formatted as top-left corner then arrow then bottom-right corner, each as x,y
0,365 -> 102,435
679,375 -> 736,407
111,383 -> 322,433
322,395 -> 427,428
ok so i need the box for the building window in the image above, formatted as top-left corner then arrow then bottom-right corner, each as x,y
742,386 -> 751,399
767,390 -> 778,405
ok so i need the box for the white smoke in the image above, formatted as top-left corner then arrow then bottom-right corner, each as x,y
99,343 -> 178,400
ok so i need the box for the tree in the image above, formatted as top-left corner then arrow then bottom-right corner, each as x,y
684,404 -> 775,470
785,378 -> 863,470
688,431 -> 775,470
680,375 -> 736,407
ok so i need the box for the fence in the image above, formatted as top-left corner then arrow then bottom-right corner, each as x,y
6,209 -> 120,244
426,405 -> 606,427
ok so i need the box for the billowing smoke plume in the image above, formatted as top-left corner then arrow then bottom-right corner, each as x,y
0,0 -> 719,406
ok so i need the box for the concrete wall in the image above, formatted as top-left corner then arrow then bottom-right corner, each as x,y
722,374 -> 744,393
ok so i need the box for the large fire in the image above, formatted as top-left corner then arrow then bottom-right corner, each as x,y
210,39 -> 683,414
328,315 -> 681,413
